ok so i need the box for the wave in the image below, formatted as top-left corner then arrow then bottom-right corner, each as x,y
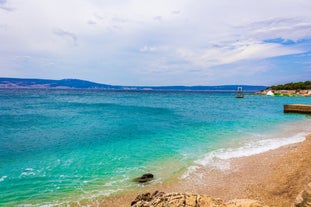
0,175 -> 7,182
17,188 -> 123,207
182,132 -> 308,179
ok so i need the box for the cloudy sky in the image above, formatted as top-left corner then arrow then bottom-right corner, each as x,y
0,0 -> 310,86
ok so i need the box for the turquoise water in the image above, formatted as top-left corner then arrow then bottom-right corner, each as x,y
1,89 -> 311,206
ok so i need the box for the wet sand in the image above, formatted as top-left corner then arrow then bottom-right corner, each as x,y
96,134 -> 311,207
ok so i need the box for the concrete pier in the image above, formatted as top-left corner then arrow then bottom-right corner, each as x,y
284,104 -> 311,114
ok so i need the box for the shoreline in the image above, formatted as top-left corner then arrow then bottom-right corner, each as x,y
96,132 -> 311,207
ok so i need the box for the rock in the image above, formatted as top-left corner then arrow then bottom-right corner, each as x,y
131,191 -> 229,207
130,182 -> 311,207
142,173 -> 154,179
133,173 -> 154,183
131,191 -> 163,206
292,182 -> 311,207
226,199 -> 269,207
131,192 -> 271,207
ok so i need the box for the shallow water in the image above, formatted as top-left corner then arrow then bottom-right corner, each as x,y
0,89 -> 311,206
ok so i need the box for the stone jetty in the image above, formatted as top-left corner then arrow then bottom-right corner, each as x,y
284,104 -> 311,114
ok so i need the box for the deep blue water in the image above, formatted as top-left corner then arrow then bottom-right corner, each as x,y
0,89 -> 311,206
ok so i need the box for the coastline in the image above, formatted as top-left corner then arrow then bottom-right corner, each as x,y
96,132 -> 311,207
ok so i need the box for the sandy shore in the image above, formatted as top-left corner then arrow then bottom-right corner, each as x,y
95,134 -> 311,207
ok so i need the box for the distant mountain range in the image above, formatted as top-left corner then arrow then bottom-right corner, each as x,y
0,78 -> 267,92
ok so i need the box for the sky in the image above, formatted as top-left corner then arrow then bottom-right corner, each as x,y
0,0 -> 311,86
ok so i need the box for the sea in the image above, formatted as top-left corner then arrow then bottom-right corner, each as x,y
0,89 -> 311,206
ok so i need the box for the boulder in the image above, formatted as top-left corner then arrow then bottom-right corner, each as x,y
292,182 -> 311,207
131,191 -> 271,207
131,191 -> 257,207
130,182 -> 311,206
133,173 -> 154,183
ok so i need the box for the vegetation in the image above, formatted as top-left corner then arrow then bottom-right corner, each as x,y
270,81 -> 311,90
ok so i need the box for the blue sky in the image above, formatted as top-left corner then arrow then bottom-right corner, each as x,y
0,0 -> 310,86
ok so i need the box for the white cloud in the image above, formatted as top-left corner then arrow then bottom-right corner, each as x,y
236,17 -> 311,41
0,0 -> 14,11
0,0 -> 311,85
53,28 -> 78,46
139,46 -> 157,53
177,41 -> 303,68
87,20 -> 96,25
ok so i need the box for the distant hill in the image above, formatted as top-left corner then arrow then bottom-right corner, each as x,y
0,78 -> 119,89
0,77 -> 266,92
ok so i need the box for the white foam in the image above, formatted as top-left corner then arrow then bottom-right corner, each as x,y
17,187 -> 122,207
196,132 -> 306,166
182,132 -> 308,179
20,171 -> 36,177
19,168 -> 36,177
72,188 -> 122,203
180,166 -> 199,179
0,175 -> 7,182
88,189 -> 122,198
25,168 -> 33,171
18,202 -> 64,207
103,177 -> 129,187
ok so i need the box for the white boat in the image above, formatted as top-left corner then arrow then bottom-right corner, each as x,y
266,90 -> 274,96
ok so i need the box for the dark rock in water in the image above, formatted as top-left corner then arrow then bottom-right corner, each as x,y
133,173 -> 154,183
142,173 -> 154,179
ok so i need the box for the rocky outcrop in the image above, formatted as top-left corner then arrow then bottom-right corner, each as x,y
131,181 -> 311,207
131,191 -> 268,207
131,191 -> 225,207
293,183 -> 311,207
226,199 -> 268,207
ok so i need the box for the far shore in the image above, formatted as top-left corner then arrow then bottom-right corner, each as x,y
257,89 -> 311,96
93,133 -> 311,207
